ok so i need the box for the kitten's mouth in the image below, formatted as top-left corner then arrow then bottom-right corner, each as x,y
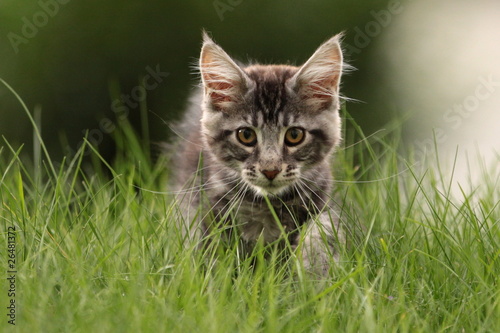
246,180 -> 294,197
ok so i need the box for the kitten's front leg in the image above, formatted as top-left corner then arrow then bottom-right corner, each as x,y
298,211 -> 342,277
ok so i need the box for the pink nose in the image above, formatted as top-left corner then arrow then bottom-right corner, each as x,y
261,169 -> 281,180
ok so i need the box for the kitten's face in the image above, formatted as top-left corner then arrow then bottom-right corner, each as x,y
199,34 -> 343,196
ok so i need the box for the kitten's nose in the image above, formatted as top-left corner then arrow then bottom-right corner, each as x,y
261,169 -> 281,181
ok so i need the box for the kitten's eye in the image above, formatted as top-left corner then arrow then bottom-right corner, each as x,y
237,128 -> 257,146
285,127 -> 305,146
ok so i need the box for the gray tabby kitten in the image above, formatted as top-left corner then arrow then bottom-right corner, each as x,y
171,32 -> 345,275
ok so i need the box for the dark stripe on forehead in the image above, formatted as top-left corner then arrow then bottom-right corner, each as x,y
251,112 -> 260,128
254,80 -> 287,120
282,113 -> 290,127
244,65 -> 298,123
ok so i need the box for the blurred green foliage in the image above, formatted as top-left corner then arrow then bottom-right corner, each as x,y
0,0 -> 394,160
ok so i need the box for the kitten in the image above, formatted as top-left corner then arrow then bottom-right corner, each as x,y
171,32 -> 345,276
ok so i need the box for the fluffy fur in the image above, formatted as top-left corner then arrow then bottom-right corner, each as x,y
170,32 -> 346,275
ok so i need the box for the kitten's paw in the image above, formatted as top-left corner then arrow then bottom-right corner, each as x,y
300,246 -> 338,278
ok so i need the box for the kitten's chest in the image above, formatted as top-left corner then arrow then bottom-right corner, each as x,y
225,197 -> 308,244
236,204 -> 283,243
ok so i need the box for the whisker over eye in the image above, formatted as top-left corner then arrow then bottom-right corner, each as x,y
285,127 -> 305,146
237,128 -> 257,146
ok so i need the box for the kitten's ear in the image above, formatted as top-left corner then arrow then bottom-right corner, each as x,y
199,33 -> 250,111
289,34 -> 344,112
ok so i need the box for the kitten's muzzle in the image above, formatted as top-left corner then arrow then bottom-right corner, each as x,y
260,169 -> 281,181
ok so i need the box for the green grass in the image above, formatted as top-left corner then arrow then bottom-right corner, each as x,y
1,84 -> 499,332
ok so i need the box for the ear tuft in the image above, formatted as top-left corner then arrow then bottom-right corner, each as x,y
199,33 -> 248,111
290,34 -> 344,112
201,29 -> 215,45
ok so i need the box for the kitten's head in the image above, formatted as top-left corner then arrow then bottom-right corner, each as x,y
199,32 -> 344,197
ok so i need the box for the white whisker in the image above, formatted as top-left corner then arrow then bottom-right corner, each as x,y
149,109 -> 204,148
296,181 -> 322,213
293,183 -> 309,210
200,180 -> 245,223
299,179 -> 342,220
302,164 -> 415,185
340,128 -> 386,150
172,176 -> 238,196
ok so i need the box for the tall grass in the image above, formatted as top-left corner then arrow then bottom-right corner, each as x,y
0,84 -> 499,332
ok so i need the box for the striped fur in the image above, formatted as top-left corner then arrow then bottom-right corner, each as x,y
171,33 -> 345,276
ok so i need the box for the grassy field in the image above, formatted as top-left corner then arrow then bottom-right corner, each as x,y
1,86 -> 499,332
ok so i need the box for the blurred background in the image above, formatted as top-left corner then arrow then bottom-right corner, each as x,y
1,0 -> 499,187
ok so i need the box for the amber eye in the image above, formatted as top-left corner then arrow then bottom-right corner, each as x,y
237,128 -> 257,146
284,127 -> 305,146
